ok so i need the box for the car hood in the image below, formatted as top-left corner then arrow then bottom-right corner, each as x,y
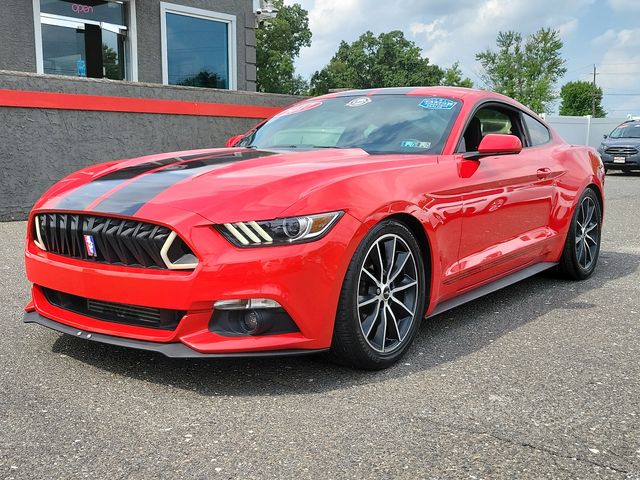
38,147 -> 433,223
600,138 -> 640,148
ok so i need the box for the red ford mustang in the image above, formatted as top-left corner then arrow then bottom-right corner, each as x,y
23,87 -> 605,369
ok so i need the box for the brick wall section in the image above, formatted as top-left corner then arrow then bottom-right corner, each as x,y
0,71 -> 301,220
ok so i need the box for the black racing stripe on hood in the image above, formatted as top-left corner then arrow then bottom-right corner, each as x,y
53,157 -> 186,210
91,150 -> 277,216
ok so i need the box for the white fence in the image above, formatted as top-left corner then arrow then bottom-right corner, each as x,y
540,115 -> 632,148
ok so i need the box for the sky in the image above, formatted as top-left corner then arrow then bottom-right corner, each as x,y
284,0 -> 640,117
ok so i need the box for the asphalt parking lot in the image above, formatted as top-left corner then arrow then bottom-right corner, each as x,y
1,174 -> 639,480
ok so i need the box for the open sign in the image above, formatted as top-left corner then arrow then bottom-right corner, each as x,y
71,3 -> 94,14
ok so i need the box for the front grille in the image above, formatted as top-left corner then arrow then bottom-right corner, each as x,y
605,146 -> 638,156
42,287 -> 185,330
34,213 -> 196,269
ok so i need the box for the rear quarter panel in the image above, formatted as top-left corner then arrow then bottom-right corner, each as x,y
551,144 -> 604,241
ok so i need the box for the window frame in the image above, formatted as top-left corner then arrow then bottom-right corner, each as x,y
32,0 -> 138,81
521,112 -> 553,148
160,2 -> 237,90
455,100 -> 529,153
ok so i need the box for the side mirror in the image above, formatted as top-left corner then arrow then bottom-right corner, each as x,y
477,134 -> 523,156
603,134 -> 608,139
225,134 -> 245,148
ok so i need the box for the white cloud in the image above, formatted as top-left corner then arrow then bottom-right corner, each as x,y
413,0 -> 591,78
306,0 -> 362,36
591,29 -> 640,92
590,29 -> 640,116
556,18 -> 579,37
608,0 -> 640,11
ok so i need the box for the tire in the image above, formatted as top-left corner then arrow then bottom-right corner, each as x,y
558,188 -> 602,280
329,219 -> 427,370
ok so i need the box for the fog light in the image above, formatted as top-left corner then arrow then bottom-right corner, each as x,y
209,306 -> 300,337
242,310 -> 265,335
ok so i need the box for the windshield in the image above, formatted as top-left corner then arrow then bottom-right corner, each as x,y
239,95 -> 462,154
609,123 -> 640,139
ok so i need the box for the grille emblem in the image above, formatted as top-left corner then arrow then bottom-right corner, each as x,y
83,234 -> 97,257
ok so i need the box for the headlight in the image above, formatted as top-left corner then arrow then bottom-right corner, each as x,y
216,211 -> 344,247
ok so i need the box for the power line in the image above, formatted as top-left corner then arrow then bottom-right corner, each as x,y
565,63 -> 594,74
598,62 -> 640,66
579,71 -> 640,77
596,72 -> 640,75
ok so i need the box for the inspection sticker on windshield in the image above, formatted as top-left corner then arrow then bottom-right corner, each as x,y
275,101 -> 323,118
419,98 -> 457,110
345,97 -> 372,107
401,140 -> 431,149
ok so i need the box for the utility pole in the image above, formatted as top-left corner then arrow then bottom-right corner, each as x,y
592,64 -> 597,118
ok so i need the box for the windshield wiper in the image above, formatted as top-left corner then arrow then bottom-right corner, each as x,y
309,145 -> 350,149
256,144 -> 360,150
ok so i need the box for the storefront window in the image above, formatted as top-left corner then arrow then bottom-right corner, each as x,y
161,4 -> 236,90
40,0 -> 126,25
38,0 -> 129,80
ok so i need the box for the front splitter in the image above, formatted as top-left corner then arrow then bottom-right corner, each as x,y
23,311 -> 327,359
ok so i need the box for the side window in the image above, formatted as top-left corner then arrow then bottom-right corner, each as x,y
477,109 -> 512,135
523,114 -> 551,146
459,106 -> 524,152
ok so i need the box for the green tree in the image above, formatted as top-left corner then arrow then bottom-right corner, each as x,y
309,31 -> 444,95
476,28 -> 567,113
441,62 -> 473,88
177,70 -> 225,89
559,80 -> 606,117
256,0 -> 311,94
102,44 -> 122,80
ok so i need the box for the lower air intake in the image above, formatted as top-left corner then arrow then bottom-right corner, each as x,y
42,287 -> 185,330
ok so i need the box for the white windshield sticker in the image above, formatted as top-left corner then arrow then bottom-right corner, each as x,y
345,97 -> 372,107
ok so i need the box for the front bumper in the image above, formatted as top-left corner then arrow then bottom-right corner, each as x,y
24,209 -> 363,355
601,152 -> 640,170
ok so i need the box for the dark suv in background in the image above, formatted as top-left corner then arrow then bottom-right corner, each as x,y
599,120 -> 640,173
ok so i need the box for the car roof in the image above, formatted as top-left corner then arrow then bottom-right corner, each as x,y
316,86 -> 512,103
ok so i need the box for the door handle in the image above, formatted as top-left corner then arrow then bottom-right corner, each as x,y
536,168 -> 552,179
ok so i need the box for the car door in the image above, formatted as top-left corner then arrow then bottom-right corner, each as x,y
448,103 -> 557,292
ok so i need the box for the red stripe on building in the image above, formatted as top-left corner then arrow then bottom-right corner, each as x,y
0,89 -> 285,119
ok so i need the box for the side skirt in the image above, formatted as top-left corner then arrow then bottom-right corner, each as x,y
427,262 -> 557,318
